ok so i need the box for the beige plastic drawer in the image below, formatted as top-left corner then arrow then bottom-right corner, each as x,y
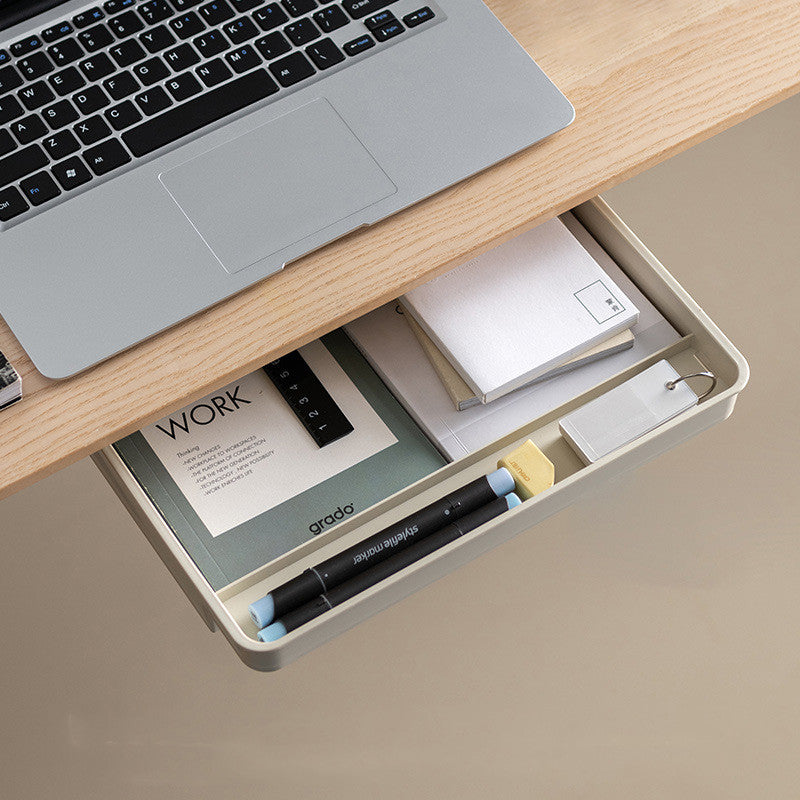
93,197 -> 749,671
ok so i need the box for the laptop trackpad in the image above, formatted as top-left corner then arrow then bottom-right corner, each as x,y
160,98 -> 397,274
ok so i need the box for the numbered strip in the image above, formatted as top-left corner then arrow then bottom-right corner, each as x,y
263,350 -> 354,447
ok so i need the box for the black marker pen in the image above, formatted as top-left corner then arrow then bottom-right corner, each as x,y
257,493 -> 521,641
249,467 -> 516,628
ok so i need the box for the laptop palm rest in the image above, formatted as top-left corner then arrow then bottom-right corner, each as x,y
159,98 -> 397,274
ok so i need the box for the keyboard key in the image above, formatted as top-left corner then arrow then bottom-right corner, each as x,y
281,0 -> 315,17
0,129 -> 16,157
252,3 -> 288,30
193,30 -> 227,58
343,33 -> 374,56
42,22 -> 74,43
231,0 -> 264,10
49,66 -> 87,95
74,114 -> 112,144
139,0 -> 175,24
83,138 -> 131,175
46,39 -> 84,67
43,129 -> 80,159
269,50 -> 314,86
373,20 -> 403,41
342,0 -> 397,20
254,31 -> 290,59
133,56 -> 171,85
10,36 -> 43,58
364,10 -> 395,30
165,71 -> 202,100
313,5 -> 348,32
105,99 -> 142,129
109,38 -> 147,66
403,7 -> 434,27
134,85 -> 172,114
225,44 -> 262,73
0,186 -> 28,221
10,114 -> 48,143
20,170 -> 60,205
72,8 -> 105,28
109,10 -> 146,38
104,70 -> 141,99
223,17 -> 259,44
42,98 -> 80,129
79,52 -> 116,79
0,65 -> 24,94
0,143 -> 48,187
170,12 -> 206,39
51,155 -> 93,190
284,18 -> 319,46
0,95 -> 24,124
0,50 -> 9,65
164,42 -> 202,69
18,52 -> 55,79
122,67 -> 278,156
103,0 -> 136,13
195,57 -> 231,86
199,0 -> 236,25
73,85 -> 110,114
78,24 -> 115,51
140,25 -> 177,53
172,0 -> 202,9
18,80 -> 55,111
306,37 -> 344,69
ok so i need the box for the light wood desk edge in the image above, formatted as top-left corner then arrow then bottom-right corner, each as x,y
1,0 -> 798,499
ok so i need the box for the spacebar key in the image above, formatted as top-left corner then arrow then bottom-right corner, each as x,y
122,69 -> 279,157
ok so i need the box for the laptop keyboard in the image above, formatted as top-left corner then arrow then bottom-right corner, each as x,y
0,0 -> 438,224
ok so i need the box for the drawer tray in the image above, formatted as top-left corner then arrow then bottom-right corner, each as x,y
93,197 -> 748,671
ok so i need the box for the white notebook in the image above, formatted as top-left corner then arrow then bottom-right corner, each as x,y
402,217 -> 640,403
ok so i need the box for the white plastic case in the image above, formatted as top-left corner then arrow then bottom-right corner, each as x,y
93,198 -> 749,671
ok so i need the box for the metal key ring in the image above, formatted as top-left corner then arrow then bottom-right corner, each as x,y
665,371 -> 717,401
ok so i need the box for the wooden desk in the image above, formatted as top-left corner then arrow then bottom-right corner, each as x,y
1,0 -> 797,500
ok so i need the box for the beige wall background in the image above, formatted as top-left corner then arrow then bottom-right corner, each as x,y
1,95 -> 799,799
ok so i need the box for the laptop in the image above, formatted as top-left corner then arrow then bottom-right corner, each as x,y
0,0 -> 573,378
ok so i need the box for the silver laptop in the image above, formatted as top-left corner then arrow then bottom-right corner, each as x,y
0,0 -> 573,378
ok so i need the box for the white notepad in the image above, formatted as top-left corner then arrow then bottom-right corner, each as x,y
402,218 -> 639,403
558,360 -> 699,464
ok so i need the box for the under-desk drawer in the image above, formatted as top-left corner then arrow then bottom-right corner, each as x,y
93,197 -> 748,671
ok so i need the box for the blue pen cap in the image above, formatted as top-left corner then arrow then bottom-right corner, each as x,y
257,621 -> 288,642
505,492 -> 522,509
249,594 -> 276,629
487,467 -> 515,498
